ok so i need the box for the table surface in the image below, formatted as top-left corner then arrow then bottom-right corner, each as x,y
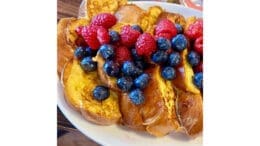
57,0 -> 180,145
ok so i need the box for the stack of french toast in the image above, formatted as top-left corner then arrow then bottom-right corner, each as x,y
58,0 -> 203,137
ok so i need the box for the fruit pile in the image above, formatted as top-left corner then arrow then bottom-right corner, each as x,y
73,13 -> 203,105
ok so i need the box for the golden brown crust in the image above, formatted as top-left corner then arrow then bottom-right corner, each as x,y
176,90 -> 203,136
57,18 -> 89,78
57,18 -> 75,78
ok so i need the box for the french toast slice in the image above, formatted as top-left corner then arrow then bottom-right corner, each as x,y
172,49 -> 200,94
175,89 -> 203,136
119,65 -> 180,136
61,59 -> 121,125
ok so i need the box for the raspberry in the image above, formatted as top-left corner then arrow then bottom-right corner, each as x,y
194,36 -> 203,54
97,26 -> 110,45
81,25 -> 100,50
120,25 -> 141,47
135,33 -> 156,57
155,32 -> 172,40
155,19 -> 177,39
114,46 -> 132,65
91,13 -> 117,29
185,19 -> 203,40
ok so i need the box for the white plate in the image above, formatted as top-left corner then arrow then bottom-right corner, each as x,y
58,1 -> 202,146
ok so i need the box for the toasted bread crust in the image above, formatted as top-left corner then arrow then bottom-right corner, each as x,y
176,90 -> 203,136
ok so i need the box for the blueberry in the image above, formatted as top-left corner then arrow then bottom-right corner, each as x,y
117,77 -> 133,92
121,61 -> 136,76
193,72 -> 203,89
156,37 -> 171,51
187,51 -> 200,67
103,60 -> 120,77
131,25 -> 143,33
168,52 -> 181,67
175,24 -> 183,34
134,73 -> 149,89
93,85 -> 110,101
171,34 -> 188,52
151,50 -> 168,64
131,48 -> 142,61
109,30 -> 120,43
80,57 -> 97,72
161,66 -> 176,80
74,46 -> 85,59
99,44 -> 114,60
128,89 -> 145,105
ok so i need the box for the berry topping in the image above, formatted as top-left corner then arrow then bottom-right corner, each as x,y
155,19 -> 177,39
99,44 -> 114,60
185,19 -> 203,40
175,24 -> 183,34
135,33 -> 156,57
168,52 -> 181,67
93,85 -> 110,101
171,34 -> 188,52
121,61 -> 142,77
161,66 -> 176,80
151,50 -> 168,64
81,25 -> 100,50
128,89 -> 145,105
131,25 -> 143,33
194,62 -> 203,73
80,57 -> 97,72
114,46 -> 132,65
194,36 -> 203,54
134,73 -> 149,89
103,60 -> 120,77
120,25 -> 141,47
74,46 -> 85,59
193,72 -> 203,89
109,30 -> 120,43
117,77 -> 133,92
156,37 -> 171,51
91,13 -> 117,29
97,26 -> 110,44
187,51 -> 200,67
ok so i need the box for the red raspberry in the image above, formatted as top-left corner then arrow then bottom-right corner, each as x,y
155,19 -> 177,39
81,25 -> 100,50
194,36 -> 203,54
185,19 -> 203,40
194,62 -> 203,73
155,32 -> 172,40
91,13 -> 117,29
97,26 -> 110,45
120,25 -> 141,47
114,46 -> 132,65
135,33 -> 156,57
